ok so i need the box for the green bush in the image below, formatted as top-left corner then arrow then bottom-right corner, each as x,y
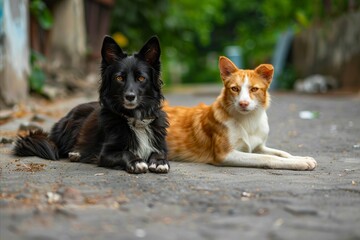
29,50 -> 46,93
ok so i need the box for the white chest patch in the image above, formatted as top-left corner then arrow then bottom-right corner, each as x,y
128,118 -> 159,160
224,110 -> 269,152
239,75 -> 251,101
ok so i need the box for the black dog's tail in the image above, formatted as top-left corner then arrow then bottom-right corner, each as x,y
13,130 -> 59,160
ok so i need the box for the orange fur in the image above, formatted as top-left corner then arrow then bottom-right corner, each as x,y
165,56 -> 317,171
164,57 -> 273,164
165,99 -> 230,164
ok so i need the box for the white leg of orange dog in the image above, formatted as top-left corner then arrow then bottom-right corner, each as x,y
221,150 -> 317,170
255,145 -> 293,158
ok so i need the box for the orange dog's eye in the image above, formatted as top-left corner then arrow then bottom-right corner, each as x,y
138,76 -> 145,82
251,87 -> 259,92
116,76 -> 124,82
231,86 -> 239,92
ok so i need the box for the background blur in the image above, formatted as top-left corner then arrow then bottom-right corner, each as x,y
0,0 -> 359,109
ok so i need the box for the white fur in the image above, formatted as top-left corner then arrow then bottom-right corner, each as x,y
239,75 -> 251,102
149,163 -> 157,169
225,108 -> 269,152
156,164 -> 169,172
223,91 -> 317,170
68,152 -> 81,162
222,150 -> 317,170
235,75 -> 258,113
129,122 -> 159,160
149,163 -> 169,173
135,162 -> 148,171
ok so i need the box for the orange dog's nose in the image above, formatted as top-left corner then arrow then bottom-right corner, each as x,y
239,101 -> 249,108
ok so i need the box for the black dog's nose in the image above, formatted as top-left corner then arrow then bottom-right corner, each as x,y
125,93 -> 136,102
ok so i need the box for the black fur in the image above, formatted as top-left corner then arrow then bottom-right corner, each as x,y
14,36 -> 169,174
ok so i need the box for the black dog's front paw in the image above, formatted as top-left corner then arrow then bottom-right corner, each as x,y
126,160 -> 148,174
68,152 -> 81,162
148,155 -> 170,174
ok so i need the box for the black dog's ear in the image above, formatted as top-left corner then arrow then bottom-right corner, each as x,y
101,36 -> 125,65
137,36 -> 161,67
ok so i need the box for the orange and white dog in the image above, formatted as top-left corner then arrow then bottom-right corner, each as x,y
164,56 -> 317,170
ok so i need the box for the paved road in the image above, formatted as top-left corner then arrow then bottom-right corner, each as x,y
1,89 -> 359,240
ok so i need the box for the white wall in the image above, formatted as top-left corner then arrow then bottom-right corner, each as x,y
0,0 -> 29,109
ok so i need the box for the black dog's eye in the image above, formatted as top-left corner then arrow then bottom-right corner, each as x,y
116,76 -> 124,82
138,76 -> 145,82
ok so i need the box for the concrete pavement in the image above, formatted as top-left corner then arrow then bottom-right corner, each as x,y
1,89 -> 359,240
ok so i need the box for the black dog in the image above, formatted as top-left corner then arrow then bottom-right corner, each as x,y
14,36 -> 169,174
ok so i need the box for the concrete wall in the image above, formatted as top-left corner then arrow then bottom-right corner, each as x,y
0,0 -> 29,109
293,11 -> 360,90
50,0 -> 86,69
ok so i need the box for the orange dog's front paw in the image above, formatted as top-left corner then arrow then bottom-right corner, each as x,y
304,157 -> 317,170
292,156 -> 317,170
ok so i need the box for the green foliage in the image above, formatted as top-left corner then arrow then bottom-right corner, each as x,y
276,65 -> 297,90
29,67 -> 46,93
165,0 -> 224,46
29,50 -> 46,94
213,0 -> 322,66
28,0 -> 53,94
182,57 -> 220,84
30,0 -> 53,30
111,0 -> 223,54
110,0 -> 224,84
110,0 -> 350,84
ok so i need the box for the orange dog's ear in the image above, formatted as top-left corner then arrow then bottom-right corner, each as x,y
219,56 -> 238,80
255,64 -> 274,84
